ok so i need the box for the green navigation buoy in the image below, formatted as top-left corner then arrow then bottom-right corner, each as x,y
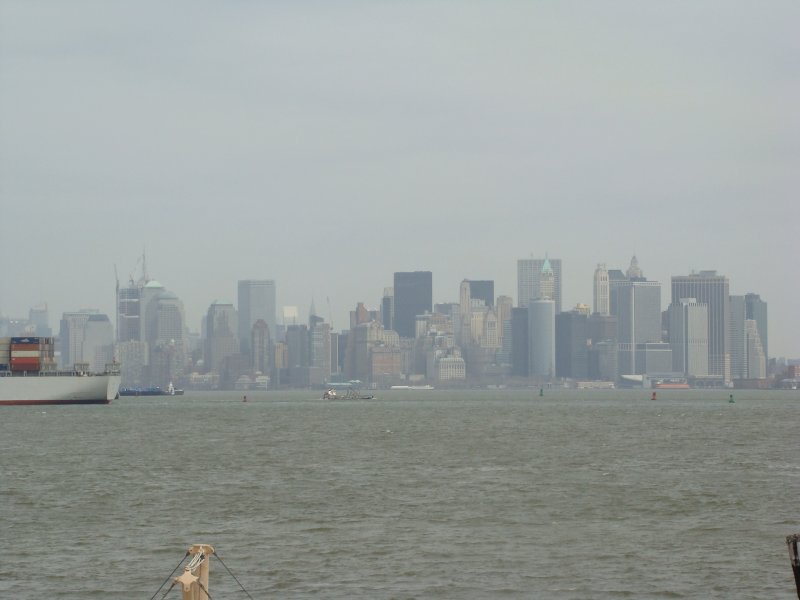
729,393 -> 734,403
539,387 -> 544,397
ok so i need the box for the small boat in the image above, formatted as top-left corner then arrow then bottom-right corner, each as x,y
323,389 -> 337,400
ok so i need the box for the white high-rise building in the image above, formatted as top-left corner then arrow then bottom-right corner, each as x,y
593,263 -> 610,315
668,298 -> 708,377
745,320 -> 766,379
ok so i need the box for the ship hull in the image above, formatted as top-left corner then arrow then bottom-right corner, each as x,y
0,373 -> 121,406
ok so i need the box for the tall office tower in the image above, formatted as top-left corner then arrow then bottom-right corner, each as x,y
459,280 -> 472,316
467,280 -> 494,307
587,312 -> 617,380
153,291 -> 185,346
117,283 -> 141,343
729,295 -> 747,379
671,271 -> 730,382
555,310 -> 588,379
539,259 -> 555,301
616,280 -> 662,375
593,264 -> 610,315
511,307 -> 529,377
251,319 -> 271,374
607,269 -> 628,316
496,295 -> 513,344
745,293 -> 768,363
668,298 -> 709,377
517,257 -> 562,312
237,280 -> 276,355
529,299 -> 555,378
309,314 -> 332,376
59,310 -> 95,368
381,287 -> 394,332
28,305 -> 51,336
81,313 -> 114,372
393,271 -> 433,338
626,255 -> 644,280
204,302 -> 238,374
745,320 -> 766,378
588,313 -> 617,345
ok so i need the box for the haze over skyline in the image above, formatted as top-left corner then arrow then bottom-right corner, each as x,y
1,2 -> 797,356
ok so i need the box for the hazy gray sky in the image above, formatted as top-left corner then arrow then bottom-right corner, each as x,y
1,2 -> 798,355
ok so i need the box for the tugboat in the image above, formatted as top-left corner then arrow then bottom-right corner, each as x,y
323,388 -> 337,400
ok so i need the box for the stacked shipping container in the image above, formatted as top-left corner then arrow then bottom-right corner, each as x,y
0,337 -> 56,373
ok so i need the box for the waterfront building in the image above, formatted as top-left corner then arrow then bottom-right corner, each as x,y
204,302 -> 238,375
510,307 -> 529,377
730,295 -> 747,380
745,293 -> 768,363
668,298 -> 709,377
393,271 -> 433,338
237,280 -> 276,355
671,271 -> 731,382
616,279 -> 662,376
529,299 -> 555,379
555,310 -> 589,379
517,257 -> 562,313
251,319 -> 271,375
745,320 -> 767,379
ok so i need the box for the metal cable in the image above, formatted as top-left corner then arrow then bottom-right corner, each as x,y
214,552 -> 256,600
149,552 -> 189,600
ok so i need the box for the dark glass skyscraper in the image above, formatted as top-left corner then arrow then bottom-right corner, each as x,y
393,271 -> 432,338
468,280 -> 495,307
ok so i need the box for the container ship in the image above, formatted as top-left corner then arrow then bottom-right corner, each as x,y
0,337 -> 121,405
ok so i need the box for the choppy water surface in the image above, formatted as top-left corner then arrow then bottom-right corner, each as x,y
1,389 -> 798,599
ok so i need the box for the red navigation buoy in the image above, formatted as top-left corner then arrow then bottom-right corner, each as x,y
651,391 -> 657,401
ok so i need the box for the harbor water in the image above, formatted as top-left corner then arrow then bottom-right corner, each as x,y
0,389 -> 798,598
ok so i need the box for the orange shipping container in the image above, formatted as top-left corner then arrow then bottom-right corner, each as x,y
10,343 -> 40,351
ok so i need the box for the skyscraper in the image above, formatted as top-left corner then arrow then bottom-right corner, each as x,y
393,271 -> 432,338
204,302 -> 238,374
251,319 -> 271,374
237,280 -> 276,355
671,271 -> 730,382
529,298 -> 555,378
668,298 -> 709,377
729,295 -> 747,379
517,257 -> 562,312
381,287 -> 394,332
616,280 -> 662,375
593,264 -> 610,315
467,280 -> 494,307
745,293 -> 768,363
555,310 -> 588,379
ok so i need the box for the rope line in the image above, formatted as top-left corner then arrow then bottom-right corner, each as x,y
158,580 -> 177,599
150,551 -> 189,600
198,579 -> 214,599
215,552 -> 256,600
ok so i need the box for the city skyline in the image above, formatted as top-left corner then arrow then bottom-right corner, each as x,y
1,3 -> 797,356
0,252 -> 793,359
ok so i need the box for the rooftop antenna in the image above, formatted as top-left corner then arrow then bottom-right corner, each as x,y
327,296 -> 334,329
